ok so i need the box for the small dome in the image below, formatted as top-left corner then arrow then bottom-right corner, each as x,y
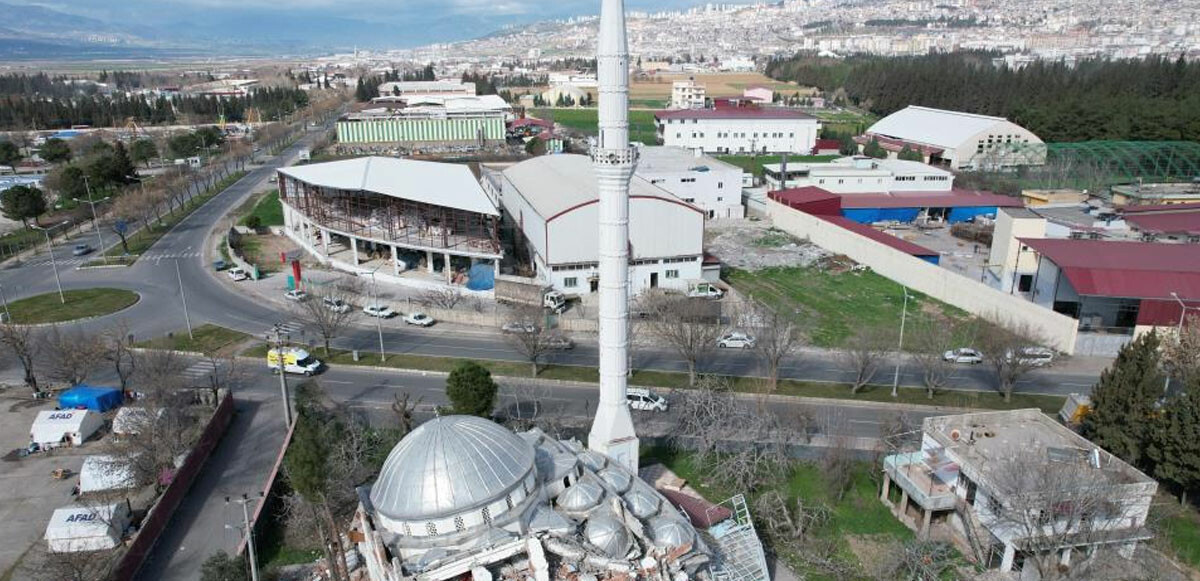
598,467 -> 632,493
370,416 -> 535,522
623,484 -> 661,519
558,473 -> 604,512
579,450 -> 608,471
585,511 -> 630,557
648,516 -> 694,549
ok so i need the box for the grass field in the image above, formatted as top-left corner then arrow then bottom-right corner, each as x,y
530,108 -> 659,144
717,154 -> 839,177
6,288 -> 139,324
240,190 -> 283,227
1158,499 -> 1200,569
135,324 -> 251,354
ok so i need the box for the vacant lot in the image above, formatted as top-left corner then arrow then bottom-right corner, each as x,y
531,108 -> 659,144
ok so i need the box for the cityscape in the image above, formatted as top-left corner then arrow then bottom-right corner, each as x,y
0,0 -> 1197,581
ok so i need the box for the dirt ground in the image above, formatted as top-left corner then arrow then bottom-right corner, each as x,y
631,72 -> 816,100
704,220 -> 831,271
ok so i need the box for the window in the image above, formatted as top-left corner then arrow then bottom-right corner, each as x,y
564,277 -> 578,288
676,132 -> 681,138
454,515 -> 466,532
717,196 -> 723,201
665,269 -> 679,279
426,522 -> 438,535
481,507 -> 492,525
789,132 -> 794,138
680,177 -> 696,183
717,182 -> 723,189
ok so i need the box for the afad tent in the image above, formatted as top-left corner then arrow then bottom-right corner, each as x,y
79,456 -> 137,495
58,385 -> 123,412
43,502 -> 131,553
30,410 -> 103,448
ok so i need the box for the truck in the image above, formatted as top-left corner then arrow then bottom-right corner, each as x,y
495,274 -> 567,313
267,347 -> 322,376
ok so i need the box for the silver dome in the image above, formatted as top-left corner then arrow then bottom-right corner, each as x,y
584,511 -> 630,558
369,415 -> 535,521
597,467 -> 632,493
578,450 -> 608,471
648,516 -> 694,549
623,484 -> 661,519
557,473 -> 605,512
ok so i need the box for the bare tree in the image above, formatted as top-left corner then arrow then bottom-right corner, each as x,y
420,287 -> 464,310
504,376 -> 551,426
101,321 -> 136,392
503,307 -> 553,377
391,391 -> 420,436
40,325 -> 105,386
871,540 -> 958,581
0,320 -> 40,394
820,409 -> 856,502
639,291 -> 725,385
909,316 -> 972,398
23,543 -> 120,581
751,301 -> 808,394
838,325 -> 893,393
1162,313 -> 1200,388
294,281 -> 361,356
978,317 -> 1051,402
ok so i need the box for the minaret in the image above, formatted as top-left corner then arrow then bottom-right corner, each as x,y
587,0 -> 640,471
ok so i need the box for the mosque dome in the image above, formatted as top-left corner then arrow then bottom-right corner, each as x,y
648,516 -> 694,549
370,415 -> 536,523
585,511 -> 631,558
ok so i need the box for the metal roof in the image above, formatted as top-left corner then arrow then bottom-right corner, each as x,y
369,415 -> 535,521
634,145 -> 741,175
866,106 -> 1034,150
837,190 -> 1022,209
654,107 -> 816,121
1019,238 -> 1200,299
820,216 -> 940,258
278,157 -> 499,216
501,154 -> 698,220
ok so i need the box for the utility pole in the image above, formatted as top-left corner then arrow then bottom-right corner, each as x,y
0,283 -> 10,322
75,182 -> 110,265
31,223 -> 66,304
174,259 -> 194,340
226,493 -> 263,581
891,285 -> 911,398
367,267 -> 386,361
267,324 -> 294,424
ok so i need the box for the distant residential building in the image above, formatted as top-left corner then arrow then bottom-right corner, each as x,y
547,72 -> 598,88
1110,182 -> 1200,206
655,106 -> 820,155
763,156 -> 954,194
860,106 -> 1044,170
669,79 -> 706,110
635,146 -> 745,219
742,86 -> 773,104
376,80 -> 474,99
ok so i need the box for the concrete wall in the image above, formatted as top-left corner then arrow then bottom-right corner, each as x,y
766,199 -> 1079,353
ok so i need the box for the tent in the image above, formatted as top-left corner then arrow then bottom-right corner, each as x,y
30,410 -> 103,448
44,502 -> 130,553
79,456 -> 137,494
111,407 -> 161,436
58,385 -> 123,412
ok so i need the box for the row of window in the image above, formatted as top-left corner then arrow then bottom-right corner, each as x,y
552,256 -> 699,274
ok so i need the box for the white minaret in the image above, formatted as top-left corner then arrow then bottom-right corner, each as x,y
587,0 -> 640,471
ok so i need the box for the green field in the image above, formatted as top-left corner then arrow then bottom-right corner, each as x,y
240,190 -> 284,227
530,108 -> 659,144
6,288 -> 139,324
717,154 -> 839,177
136,324 -> 251,354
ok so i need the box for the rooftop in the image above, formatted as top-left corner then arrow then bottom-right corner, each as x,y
866,105 -> 1037,150
837,190 -> 1021,209
634,145 -> 741,174
1018,237 -> 1200,299
278,157 -> 499,216
501,154 -> 697,220
654,107 -> 816,121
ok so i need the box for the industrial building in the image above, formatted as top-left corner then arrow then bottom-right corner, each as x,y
336,95 -> 510,148
860,106 -> 1044,170
635,146 -> 746,219
376,80 -> 475,99
769,188 -> 941,264
654,105 -> 820,155
277,157 -> 502,288
487,154 -> 705,295
1110,182 -> 1200,206
763,156 -> 955,194
882,409 -> 1157,574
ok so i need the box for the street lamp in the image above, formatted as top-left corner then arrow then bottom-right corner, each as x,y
174,259 -> 194,340
891,285 -> 912,398
266,324 -> 294,425
365,266 -> 386,362
225,492 -> 264,581
74,179 -> 110,265
30,222 -> 68,304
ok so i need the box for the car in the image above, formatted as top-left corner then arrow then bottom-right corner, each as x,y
542,335 -> 574,350
284,289 -> 308,302
71,243 -> 92,256
626,388 -> 668,412
502,321 -> 539,334
227,267 -> 249,281
717,332 -> 756,349
212,259 -> 229,271
1010,346 -> 1054,367
323,297 -> 351,314
404,312 -> 435,327
362,304 -> 396,318
943,347 -> 983,364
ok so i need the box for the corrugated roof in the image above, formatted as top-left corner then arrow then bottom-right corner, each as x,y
1121,202 -> 1200,213
1124,212 -> 1200,235
278,157 -> 498,216
501,154 -> 696,219
634,145 -> 741,174
1020,238 -> 1200,299
866,105 -> 1030,150
655,107 -> 816,121
768,186 -> 841,213
837,190 -> 1022,209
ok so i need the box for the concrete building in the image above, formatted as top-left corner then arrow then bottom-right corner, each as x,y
763,156 -> 954,194
488,154 -> 704,295
336,95 -> 509,148
882,409 -> 1157,575
635,146 -> 745,219
655,106 -> 820,155
861,106 -> 1044,170
670,78 -> 706,109
377,80 -> 475,99
741,85 -> 773,104
1110,182 -> 1200,206
277,157 -> 502,289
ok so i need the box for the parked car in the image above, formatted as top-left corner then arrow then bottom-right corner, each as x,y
212,259 -> 228,271
717,332 -> 756,349
227,267 -> 249,281
323,297 -> 351,314
626,388 -> 668,412
943,348 -> 983,364
72,243 -> 92,256
502,321 -> 539,334
1010,346 -> 1054,367
362,304 -> 396,318
542,335 -> 574,350
404,312 -> 435,327
284,289 -> 308,302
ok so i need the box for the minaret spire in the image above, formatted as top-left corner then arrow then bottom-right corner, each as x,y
587,0 -> 640,471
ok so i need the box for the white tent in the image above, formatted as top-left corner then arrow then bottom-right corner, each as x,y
30,410 -> 103,448
79,456 -> 137,494
43,503 -> 130,553
111,406 -> 161,436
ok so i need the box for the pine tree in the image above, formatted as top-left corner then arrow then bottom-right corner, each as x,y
1080,331 -> 1164,469
445,361 -> 497,417
862,138 -> 887,159
897,145 -> 924,161
1147,380 -> 1200,504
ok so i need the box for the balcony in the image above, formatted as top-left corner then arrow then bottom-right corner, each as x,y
884,452 -> 958,511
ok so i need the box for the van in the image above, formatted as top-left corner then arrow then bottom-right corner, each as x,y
267,347 -> 322,376
626,388 -> 668,412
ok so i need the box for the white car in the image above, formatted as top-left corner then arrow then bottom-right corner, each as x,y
404,312 -> 435,327
363,304 -> 395,318
227,267 -> 249,281
502,321 -> 539,334
323,297 -> 351,314
717,332 -> 756,349
284,289 -> 308,302
1010,347 -> 1054,367
626,388 -> 668,412
943,348 -> 983,364
542,335 -> 574,350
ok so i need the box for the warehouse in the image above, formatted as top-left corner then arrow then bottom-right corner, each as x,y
763,156 -> 955,194
336,95 -> 510,148
861,106 -> 1044,170
770,188 -> 941,264
489,154 -> 704,294
654,105 -> 820,155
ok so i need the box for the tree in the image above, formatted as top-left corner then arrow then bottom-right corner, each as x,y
283,384 -> 347,581
47,164 -> 88,200
101,321 -> 136,391
445,361 -> 498,417
40,325 -> 105,386
838,325 -> 893,393
639,291 -> 725,385
862,138 -> 887,159
896,145 -> 924,161
1162,313 -> 1200,388
168,132 -> 202,158
0,321 -> 40,394
129,138 -> 158,167
0,184 -> 46,228
751,301 -> 808,394
838,133 -> 857,155
0,140 -> 21,167
200,551 -> 248,581
111,141 -> 137,181
978,317 -> 1051,402
909,316 -> 970,397
38,137 -> 72,163
503,307 -> 553,377
293,281 -> 360,356
1080,331 -> 1163,468
1146,380 -> 1200,505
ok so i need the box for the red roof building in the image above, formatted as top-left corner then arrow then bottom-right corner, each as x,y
812,138 -> 842,155
768,187 -> 940,263
1119,202 -> 1200,237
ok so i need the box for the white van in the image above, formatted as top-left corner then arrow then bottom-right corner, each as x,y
626,388 -> 668,412
267,347 -> 322,376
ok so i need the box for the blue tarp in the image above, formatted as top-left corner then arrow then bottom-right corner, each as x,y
920,255 -> 941,265
465,263 -> 495,291
947,207 -> 998,224
841,208 -> 921,224
58,385 -> 123,412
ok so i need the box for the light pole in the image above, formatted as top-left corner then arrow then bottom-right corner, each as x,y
267,324 -> 294,425
74,182 -> 110,265
891,285 -> 912,398
366,267 -> 386,362
0,283 -> 10,322
30,223 -> 66,304
174,259 -> 194,340
225,493 -> 263,581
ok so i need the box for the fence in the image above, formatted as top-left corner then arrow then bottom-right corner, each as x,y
110,390 -> 235,581
765,199 -> 1080,354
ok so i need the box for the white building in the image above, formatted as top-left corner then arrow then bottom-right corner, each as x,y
489,154 -> 704,295
30,410 -> 103,449
669,79 -> 706,110
763,156 -> 955,194
655,107 -> 820,155
863,106 -> 1045,170
376,80 -> 475,99
882,409 -> 1157,575
635,146 -> 745,219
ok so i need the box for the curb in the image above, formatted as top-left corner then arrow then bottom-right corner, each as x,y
10,291 -> 143,328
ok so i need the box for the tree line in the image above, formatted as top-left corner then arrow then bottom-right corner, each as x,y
765,52 -> 1200,142
354,65 -> 436,102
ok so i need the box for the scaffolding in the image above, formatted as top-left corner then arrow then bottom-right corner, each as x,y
706,495 -> 770,581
